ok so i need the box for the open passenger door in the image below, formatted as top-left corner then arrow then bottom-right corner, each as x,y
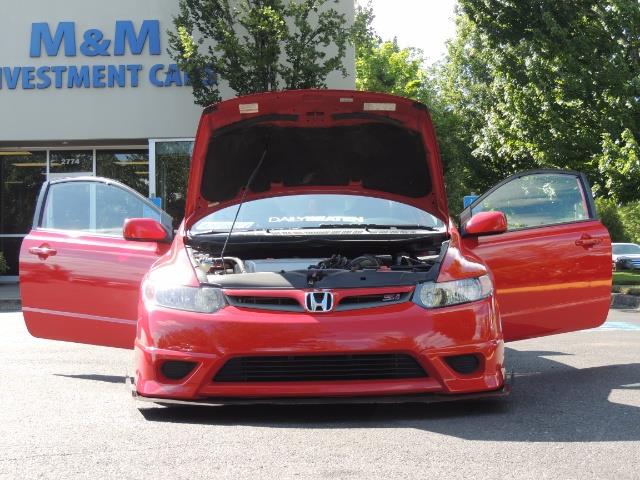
19,178 -> 172,349
460,170 -> 611,342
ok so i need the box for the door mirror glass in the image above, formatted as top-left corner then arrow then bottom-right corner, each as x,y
123,218 -> 169,242
470,173 -> 591,231
40,180 -> 172,236
464,211 -> 508,236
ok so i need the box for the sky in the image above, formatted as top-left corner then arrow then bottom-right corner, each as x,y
367,0 -> 458,64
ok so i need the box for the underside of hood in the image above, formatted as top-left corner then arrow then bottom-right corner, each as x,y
201,122 -> 432,202
185,90 -> 449,228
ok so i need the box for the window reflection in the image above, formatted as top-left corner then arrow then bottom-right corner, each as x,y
156,141 -> 193,228
0,151 -> 47,275
49,151 -> 93,177
472,174 -> 588,230
96,150 -> 149,196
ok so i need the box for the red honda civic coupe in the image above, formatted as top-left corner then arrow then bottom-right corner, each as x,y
19,90 -> 612,405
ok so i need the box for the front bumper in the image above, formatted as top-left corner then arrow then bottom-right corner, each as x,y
134,297 -> 505,401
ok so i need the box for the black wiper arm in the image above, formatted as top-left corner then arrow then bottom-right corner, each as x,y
314,224 -> 437,231
192,228 -> 264,236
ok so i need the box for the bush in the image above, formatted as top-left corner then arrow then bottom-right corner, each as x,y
613,271 -> 640,286
0,252 -> 8,274
620,201 -> 640,243
595,198 -> 628,242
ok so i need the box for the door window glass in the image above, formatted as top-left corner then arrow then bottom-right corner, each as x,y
96,150 -> 149,196
471,173 -> 590,230
41,181 -> 166,236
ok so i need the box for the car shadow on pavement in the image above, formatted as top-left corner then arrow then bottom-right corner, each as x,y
54,373 -> 128,384
135,348 -> 640,442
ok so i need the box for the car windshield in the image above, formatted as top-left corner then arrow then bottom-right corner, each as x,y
613,244 -> 640,255
191,194 -> 445,234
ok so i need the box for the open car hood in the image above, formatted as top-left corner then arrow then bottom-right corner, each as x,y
184,90 -> 449,229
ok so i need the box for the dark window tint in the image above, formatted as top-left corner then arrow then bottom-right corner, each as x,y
156,141 -> 193,229
49,151 -> 93,176
0,151 -> 47,234
96,150 -> 150,196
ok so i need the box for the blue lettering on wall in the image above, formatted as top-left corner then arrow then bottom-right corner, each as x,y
22,67 -> 36,89
127,64 -> 143,87
3,67 -> 21,89
51,66 -> 67,88
80,30 -> 111,57
67,66 -> 90,88
107,65 -> 126,87
92,65 -> 106,88
149,64 -> 164,87
114,20 -> 161,56
36,67 -> 51,89
164,64 -> 183,87
30,22 -> 77,57
0,20 -> 217,91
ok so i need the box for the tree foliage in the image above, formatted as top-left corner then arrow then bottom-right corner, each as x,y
169,0 -> 351,106
441,0 -> 640,203
620,201 -> 640,243
353,3 -> 474,213
595,198 -> 628,242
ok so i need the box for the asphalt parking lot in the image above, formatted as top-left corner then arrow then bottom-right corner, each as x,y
1,309 -> 639,480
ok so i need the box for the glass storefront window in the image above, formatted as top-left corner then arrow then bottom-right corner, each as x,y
155,141 -> 194,228
96,150 -> 149,196
49,151 -> 93,178
0,151 -> 47,275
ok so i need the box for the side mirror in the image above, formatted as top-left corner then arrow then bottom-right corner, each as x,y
463,211 -> 508,236
123,218 -> 170,243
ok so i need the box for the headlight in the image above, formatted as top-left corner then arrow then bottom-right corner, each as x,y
146,284 -> 226,313
413,275 -> 493,309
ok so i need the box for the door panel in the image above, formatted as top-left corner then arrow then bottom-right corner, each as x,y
19,178 -> 172,349
461,171 -> 611,341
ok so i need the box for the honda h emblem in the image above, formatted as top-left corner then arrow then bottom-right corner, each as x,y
305,291 -> 334,313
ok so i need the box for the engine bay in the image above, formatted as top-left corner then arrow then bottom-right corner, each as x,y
190,251 -> 440,276
187,241 -> 446,289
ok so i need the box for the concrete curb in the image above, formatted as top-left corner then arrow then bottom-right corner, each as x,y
0,300 -> 21,312
611,293 -> 640,310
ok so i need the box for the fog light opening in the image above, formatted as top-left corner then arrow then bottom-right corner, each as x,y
161,360 -> 197,380
444,354 -> 481,375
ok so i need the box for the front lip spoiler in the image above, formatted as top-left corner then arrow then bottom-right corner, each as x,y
126,375 -> 512,407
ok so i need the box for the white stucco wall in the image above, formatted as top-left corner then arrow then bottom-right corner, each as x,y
0,0 -> 355,143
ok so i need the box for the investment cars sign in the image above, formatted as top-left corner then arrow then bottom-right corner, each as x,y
0,21 -> 215,90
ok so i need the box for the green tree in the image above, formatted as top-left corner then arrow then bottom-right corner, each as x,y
620,201 -> 640,243
441,0 -> 640,203
595,198 -> 628,242
169,0 -> 351,106
353,3 -> 475,213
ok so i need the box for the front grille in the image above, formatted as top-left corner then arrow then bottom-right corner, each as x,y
226,295 -> 303,312
213,354 -> 427,382
336,292 -> 411,311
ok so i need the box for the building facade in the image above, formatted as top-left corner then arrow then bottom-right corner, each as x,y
0,0 -> 355,278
